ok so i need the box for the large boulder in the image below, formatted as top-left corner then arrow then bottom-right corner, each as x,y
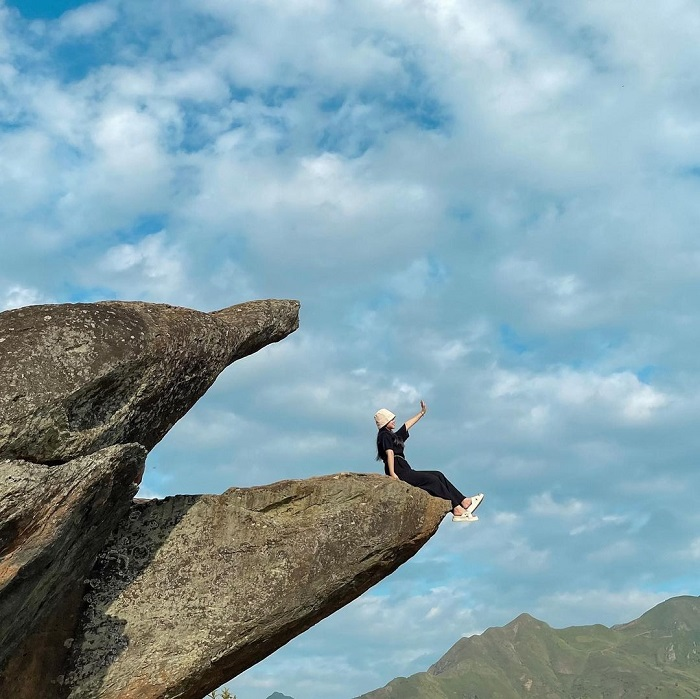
0,298 -> 300,695
0,444 -> 146,687
0,299 -> 299,464
0,298 -> 452,699
64,474 -> 449,699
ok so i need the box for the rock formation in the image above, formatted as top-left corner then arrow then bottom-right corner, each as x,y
0,299 -> 450,699
0,299 -> 299,464
65,474 -> 447,699
0,444 -> 146,694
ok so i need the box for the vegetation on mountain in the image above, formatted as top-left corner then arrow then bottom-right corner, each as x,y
356,596 -> 700,699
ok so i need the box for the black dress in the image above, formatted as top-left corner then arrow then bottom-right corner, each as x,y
377,424 -> 466,508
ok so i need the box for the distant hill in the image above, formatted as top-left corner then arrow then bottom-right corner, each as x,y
355,595 -> 700,699
266,693 -> 295,699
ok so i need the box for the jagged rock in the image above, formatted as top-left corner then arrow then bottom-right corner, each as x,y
0,298 -> 450,699
0,298 -> 300,696
64,474 -> 449,699
0,444 -> 147,691
0,299 -> 299,464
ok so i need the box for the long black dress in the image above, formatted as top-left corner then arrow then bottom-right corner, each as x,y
377,424 -> 466,508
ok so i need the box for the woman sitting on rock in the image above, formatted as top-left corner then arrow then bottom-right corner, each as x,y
375,401 -> 484,522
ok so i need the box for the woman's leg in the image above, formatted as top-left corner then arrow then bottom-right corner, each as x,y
424,470 -> 480,510
422,470 -> 468,507
399,469 -> 465,510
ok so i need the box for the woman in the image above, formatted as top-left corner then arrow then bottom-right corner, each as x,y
375,401 -> 484,522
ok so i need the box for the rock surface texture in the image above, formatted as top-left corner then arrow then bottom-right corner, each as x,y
66,474 -> 447,699
0,298 -> 450,699
0,444 -> 146,683
0,299 -> 299,464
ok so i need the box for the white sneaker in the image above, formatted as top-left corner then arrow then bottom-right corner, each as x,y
452,512 -> 478,522
466,493 -> 484,515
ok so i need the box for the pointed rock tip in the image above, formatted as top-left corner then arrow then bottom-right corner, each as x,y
63,473 -> 449,699
211,299 -> 300,361
0,299 -> 300,463
212,299 -> 300,329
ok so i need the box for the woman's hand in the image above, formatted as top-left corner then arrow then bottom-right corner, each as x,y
389,473 -> 399,480
420,400 -> 427,415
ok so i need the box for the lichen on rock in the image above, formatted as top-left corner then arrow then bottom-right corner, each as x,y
0,299 -> 300,464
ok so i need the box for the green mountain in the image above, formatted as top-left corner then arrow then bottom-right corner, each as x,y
355,595 -> 700,699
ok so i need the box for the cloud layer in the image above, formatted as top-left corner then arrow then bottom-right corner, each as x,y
2,0 -> 700,697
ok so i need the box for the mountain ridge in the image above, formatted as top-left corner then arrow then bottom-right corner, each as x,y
355,595 -> 700,699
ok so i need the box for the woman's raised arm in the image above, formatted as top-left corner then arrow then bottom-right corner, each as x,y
404,400 -> 427,431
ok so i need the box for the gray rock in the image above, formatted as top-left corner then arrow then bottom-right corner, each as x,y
0,298 -> 300,696
0,299 -> 299,464
64,474 -> 449,699
0,444 -> 147,695
0,297 -> 451,699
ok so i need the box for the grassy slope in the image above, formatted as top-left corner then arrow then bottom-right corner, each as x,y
355,596 -> 700,699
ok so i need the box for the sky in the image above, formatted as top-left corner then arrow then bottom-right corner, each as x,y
1,0 -> 700,697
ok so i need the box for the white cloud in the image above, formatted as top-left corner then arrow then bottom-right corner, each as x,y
93,107 -> 163,172
182,146 -> 438,280
528,491 -> 586,518
56,2 -> 118,38
135,484 -> 164,500
70,103 -> 173,222
495,538 -> 550,574
619,476 -> 686,497
388,257 -> 447,301
492,511 -> 519,526
534,589 -> 674,629
497,257 -> 596,326
570,514 -> 631,537
100,232 -> 173,273
0,8 -> 12,59
431,339 -> 471,367
230,581 -> 481,699
490,367 -> 669,425
0,130 -> 60,215
1,285 -> 50,311
3,1 -> 700,698
95,231 -> 185,299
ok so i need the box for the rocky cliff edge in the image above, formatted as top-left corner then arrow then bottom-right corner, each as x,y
0,299 -> 450,699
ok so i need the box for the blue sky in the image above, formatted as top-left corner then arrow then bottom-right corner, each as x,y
2,0 -> 700,697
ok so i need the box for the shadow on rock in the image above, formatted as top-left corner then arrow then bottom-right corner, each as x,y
65,496 -> 202,698
64,475 -> 450,699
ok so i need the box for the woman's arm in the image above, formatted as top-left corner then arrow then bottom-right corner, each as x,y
386,449 -> 399,479
404,400 -> 427,431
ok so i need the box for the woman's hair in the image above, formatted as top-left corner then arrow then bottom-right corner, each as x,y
376,426 -> 404,461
